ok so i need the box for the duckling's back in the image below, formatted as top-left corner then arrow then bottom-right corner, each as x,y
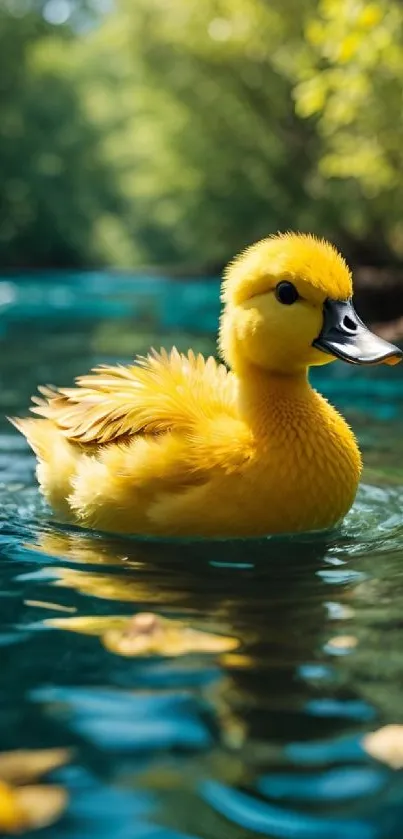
12,349 -> 256,535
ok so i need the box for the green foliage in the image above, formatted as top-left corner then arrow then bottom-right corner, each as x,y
0,5 -> 126,267
1,0 -> 403,268
291,0 -> 403,261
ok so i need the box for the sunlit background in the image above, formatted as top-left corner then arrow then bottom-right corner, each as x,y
2,4 -> 403,839
2,0 -> 403,278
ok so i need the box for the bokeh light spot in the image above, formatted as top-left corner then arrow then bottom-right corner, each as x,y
43,0 -> 71,26
208,17 -> 232,41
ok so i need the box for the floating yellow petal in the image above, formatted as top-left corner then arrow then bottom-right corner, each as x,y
363,725 -> 403,769
46,611 -> 239,658
0,749 -> 70,834
10,786 -> 67,833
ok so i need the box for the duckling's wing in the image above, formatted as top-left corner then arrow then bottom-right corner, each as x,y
29,348 -> 238,446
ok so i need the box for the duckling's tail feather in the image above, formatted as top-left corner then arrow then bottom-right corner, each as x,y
9,416 -> 48,458
9,416 -> 79,517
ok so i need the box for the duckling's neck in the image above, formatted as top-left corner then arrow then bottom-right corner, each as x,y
231,359 -> 361,535
235,361 -> 313,436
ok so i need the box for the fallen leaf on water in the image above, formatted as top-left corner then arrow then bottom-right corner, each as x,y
0,782 -> 67,834
363,725 -> 403,769
0,748 -> 71,834
16,786 -> 67,831
103,612 -> 240,657
0,748 -> 71,785
46,611 -> 239,658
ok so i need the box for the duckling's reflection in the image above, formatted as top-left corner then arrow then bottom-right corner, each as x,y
26,527 -> 403,838
27,528 -> 355,741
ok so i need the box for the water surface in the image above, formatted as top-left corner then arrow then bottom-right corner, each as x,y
1,272 -> 403,838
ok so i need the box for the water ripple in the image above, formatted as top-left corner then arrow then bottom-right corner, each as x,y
1,275 -> 403,837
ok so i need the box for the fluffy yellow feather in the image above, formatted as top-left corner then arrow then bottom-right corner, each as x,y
11,233 -> 402,537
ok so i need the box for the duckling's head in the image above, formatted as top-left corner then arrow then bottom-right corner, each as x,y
220,233 -> 401,374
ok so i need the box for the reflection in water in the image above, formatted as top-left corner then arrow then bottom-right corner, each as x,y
43,611 -> 240,659
4,507 -> 400,838
1,273 -> 403,837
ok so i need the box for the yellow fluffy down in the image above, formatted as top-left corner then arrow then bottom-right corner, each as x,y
11,347 -> 361,537
12,349 -> 259,535
223,233 -> 352,305
11,233 -> 366,537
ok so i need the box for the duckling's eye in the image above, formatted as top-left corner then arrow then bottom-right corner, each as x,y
275,281 -> 299,305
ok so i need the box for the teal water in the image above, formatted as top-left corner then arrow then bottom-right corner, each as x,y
1,272 -> 403,838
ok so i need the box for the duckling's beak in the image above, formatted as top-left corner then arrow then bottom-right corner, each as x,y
313,299 -> 402,366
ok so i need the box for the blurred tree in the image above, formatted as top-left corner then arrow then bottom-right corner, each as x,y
78,0 -> 339,268
79,0 -> 401,268
2,0 -> 403,269
291,0 -> 403,264
0,5 -> 127,267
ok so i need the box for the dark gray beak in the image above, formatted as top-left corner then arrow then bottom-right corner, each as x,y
313,299 -> 402,366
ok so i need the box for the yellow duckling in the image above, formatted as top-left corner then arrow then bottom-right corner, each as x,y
11,233 -> 401,537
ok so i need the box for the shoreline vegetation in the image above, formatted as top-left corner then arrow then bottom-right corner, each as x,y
2,1 -> 403,334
